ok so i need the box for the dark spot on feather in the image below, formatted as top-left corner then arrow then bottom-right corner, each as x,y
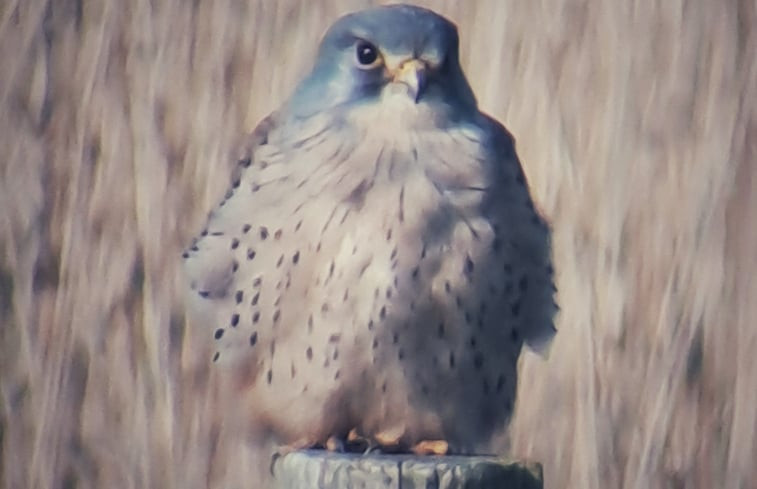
511,301 -> 521,317
239,156 -> 251,167
260,227 -> 268,240
247,248 -> 256,260
292,251 -> 300,264
464,255 -> 474,274
252,311 -> 260,324
510,329 -> 520,342
231,261 -> 239,272
449,352 -> 456,368
386,228 -> 392,241
496,374 -> 506,393
266,369 -> 272,384
306,347 -> 313,361
482,379 -> 490,395
276,254 -> 284,267
251,183 -> 260,192
411,266 -> 420,279
272,310 -> 280,324
469,336 -> 477,348
379,306 -> 387,320
250,332 -> 258,346
295,220 -> 303,232
242,224 -> 251,233
473,352 -> 484,370
367,319 -> 374,331
308,315 -> 313,333
198,291 -> 210,298
519,276 -> 528,291
235,290 -> 243,304
214,328 -> 224,340
372,339 -> 379,349
274,229 -> 282,240
230,314 -> 239,327
385,287 -> 392,299
181,251 -> 189,259
334,369 -> 340,380
444,281 -> 452,293
211,231 -> 224,236
251,292 -> 260,306
347,179 -> 369,205
328,334 -> 341,343
437,322 -> 445,338
492,238 -> 502,252
398,349 -> 404,360
392,332 -> 399,344
212,352 -> 220,362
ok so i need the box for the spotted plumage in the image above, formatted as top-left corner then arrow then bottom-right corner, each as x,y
183,4 -> 556,455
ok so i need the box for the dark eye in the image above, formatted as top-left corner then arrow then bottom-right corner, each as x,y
356,41 -> 380,67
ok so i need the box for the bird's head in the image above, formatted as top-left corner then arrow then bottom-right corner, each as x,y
286,5 -> 478,128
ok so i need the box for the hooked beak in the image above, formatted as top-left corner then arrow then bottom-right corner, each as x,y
391,59 -> 427,102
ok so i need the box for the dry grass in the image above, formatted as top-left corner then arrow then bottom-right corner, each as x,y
1,0 -> 755,488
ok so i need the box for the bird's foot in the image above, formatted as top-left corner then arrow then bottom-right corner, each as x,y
411,440 -> 449,455
325,435 -> 346,452
270,437 -> 317,474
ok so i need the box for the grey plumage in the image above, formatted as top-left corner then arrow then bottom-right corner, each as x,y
183,4 -> 556,454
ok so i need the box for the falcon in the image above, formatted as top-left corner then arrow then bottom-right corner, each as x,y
183,3 -> 556,456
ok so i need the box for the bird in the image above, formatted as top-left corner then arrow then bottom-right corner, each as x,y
182,3 -> 556,456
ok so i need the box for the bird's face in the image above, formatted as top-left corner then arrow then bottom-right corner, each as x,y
286,5 -> 478,128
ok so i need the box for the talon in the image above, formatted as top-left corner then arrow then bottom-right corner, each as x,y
374,427 -> 403,447
325,435 -> 346,452
412,440 -> 449,455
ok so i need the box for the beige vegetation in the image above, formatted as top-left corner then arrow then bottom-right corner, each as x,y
1,0 -> 755,488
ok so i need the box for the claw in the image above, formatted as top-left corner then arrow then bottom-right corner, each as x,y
412,440 -> 449,455
325,435 -> 346,452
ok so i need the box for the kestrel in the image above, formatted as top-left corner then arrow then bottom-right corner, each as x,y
183,4 -> 556,456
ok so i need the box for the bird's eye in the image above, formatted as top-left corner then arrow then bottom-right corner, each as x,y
355,41 -> 381,68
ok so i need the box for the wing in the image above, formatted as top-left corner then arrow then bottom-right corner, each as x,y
181,111 -> 282,362
480,113 -> 558,354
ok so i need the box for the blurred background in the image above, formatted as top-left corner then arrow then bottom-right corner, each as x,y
1,0 -> 755,488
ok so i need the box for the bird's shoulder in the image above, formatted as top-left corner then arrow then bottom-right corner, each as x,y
236,111 -> 281,166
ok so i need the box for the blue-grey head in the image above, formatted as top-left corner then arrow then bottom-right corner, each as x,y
286,4 -> 478,125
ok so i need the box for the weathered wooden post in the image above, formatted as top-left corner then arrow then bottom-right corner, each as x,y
272,450 -> 543,489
